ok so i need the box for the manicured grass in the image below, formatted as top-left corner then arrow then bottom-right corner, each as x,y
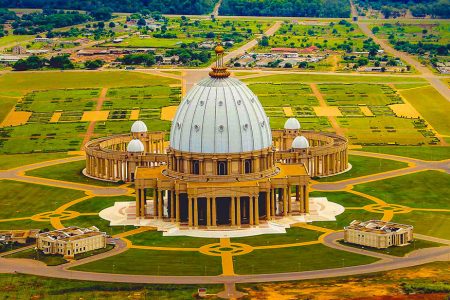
0,180 -> 85,219
71,249 -> 222,276
338,239 -> 444,257
243,74 -> 426,84
0,95 -> 19,123
310,191 -> 375,207
61,216 -> 134,237
0,273 -> 222,299
338,116 -> 431,145
359,146 -> 450,161
7,248 -> 68,266
399,86 -> 450,136
233,244 -> 378,274
26,160 -> 120,187
1,123 -> 87,154
0,71 -> 179,96
68,196 -> 134,213
0,34 -> 34,47
316,154 -> 408,182
393,211 -> 450,240
127,231 -> 217,248
231,227 -> 322,247
0,219 -> 51,231
104,86 -> 180,110
94,119 -> 171,136
354,170 -> 450,209
0,152 -> 70,170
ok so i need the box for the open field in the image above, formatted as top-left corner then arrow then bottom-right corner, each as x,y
0,152 -> 71,169
7,248 -> 68,266
0,180 -> 85,219
233,244 -> 378,274
0,273 -> 222,300
316,154 -> 408,182
359,146 -> 450,161
105,86 -> 181,110
68,196 -> 134,213
243,74 -> 427,84
0,34 -> 34,47
61,215 -> 135,236
127,230 -> 218,248
393,211 -> 450,240
354,170 -> 450,209
26,160 -> 120,187
71,249 -> 222,276
232,227 -> 322,246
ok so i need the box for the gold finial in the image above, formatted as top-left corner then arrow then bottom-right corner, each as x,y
209,37 -> 230,78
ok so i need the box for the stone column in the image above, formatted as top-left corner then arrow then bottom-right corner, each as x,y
249,196 -> 254,225
206,197 -> 211,227
170,191 -> 175,222
254,196 -> 259,225
188,197 -> 193,227
231,196 -> 236,226
236,197 -> 241,226
135,189 -> 141,217
304,185 -> 309,212
194,197 -> 198,227
283,188 -> 288,216
266,192 -> 271,220
175,192 -> 180,223
271,189 -> 275,217
287,185 -> 291,214
153,188 -> 158,218
212,197 -> 217,226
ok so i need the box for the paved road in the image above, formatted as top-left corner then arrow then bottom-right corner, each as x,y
0,156 -> 128,196
0,233 -> 448,285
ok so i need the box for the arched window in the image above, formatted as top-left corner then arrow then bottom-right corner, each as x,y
217,161 -> 227,175
192,160 -> 200,174
244,159 -> 252,174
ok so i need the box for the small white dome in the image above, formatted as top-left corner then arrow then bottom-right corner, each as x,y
284,118 -> 301,130
292,136 -> 309,149
131,121 -> 147,133
127,139 -> 145,152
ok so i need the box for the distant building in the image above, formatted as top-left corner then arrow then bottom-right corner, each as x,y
12,45 -> 26,55
0,229 -> 39,244
344,220 -> 413,249
36,226 -> 107,258
34,37 -> 52,43
0,55 -> 25,64
26,49 -> 49,55
113,38 -> 124,43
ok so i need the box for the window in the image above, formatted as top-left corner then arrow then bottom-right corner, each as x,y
244,159 -> 252,174
192,160 -> 200,174
217,161 -> 227,175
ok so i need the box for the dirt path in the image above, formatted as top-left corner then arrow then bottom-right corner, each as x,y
310,83 -> 345,136
212,0 -> 222,17
80,87 -> 108,149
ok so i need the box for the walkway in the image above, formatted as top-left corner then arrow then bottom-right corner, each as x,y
80,87 -> 109,149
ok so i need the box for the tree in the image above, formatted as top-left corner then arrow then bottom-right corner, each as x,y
372,26 -> 379,34
259,36 -> 269,47
299,61 -> 308,69
284,62 -> 293,68
13,56 -> 46,71
49,54 -> 74,69
108,21 -> 115,28
85,59 -> 104,69
137,18 -> 146,27
97,21 -> 105,29
89,7 -> 112,21
381,6 -> 393,19
357,57 -> 369,66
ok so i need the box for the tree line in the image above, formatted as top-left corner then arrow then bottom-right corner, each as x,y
0,0 -> 216,15
355,0 -> 450,18
219,0 -> 350,18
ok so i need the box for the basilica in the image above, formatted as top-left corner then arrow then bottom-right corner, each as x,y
85,45 -> 348,229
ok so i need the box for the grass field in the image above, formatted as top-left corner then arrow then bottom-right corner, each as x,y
316,154 -> 408,182
233,244 -> 378,274
354,170 -> 450,209
399,86 -> 450,136
359,146 -> 450,161
0,180 -> 85,219
68,196 -> 134,213
7,248 -> 68,266
127,230 -> 217,248
26,160 -> 120,187
393,211 -> 450,240
0,34 -> 34,47
243,74 -> 426,84
0,95 -> 20,123
0,273 -> 222,300
105,86 -> 181,110
231,227 -> 322,246
61,215 -> 135,236
338,239 -> 444,257
71,249 -> 222,276
0,152 -> 71,169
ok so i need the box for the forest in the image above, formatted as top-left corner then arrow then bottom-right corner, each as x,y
219,0 -> 350,18
355,0 -> 450,18
0,0 -> 217,15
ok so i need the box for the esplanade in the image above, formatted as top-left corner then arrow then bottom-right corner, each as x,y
85,44 -> 349,229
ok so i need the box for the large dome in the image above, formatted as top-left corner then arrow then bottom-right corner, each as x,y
170,77 -> 272,153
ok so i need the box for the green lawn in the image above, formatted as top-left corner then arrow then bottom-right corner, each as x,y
0,273 -> 222,300
0,34 -> 34,47
75,245 -> 114,260
26,160 -> 120,187
104,86 -> 180,110
71,249 -> 222,276
0,180 -> 85,219
127,231 -> 217,248
0,219 -> 51,231
232,227 -> 321,247
359,146 -> 450,161
354,171 -> 450,209
1,123 -> 87,154
0,152 -> 71,170
339,239 -> 444,257
0,95 -> 19,123
7,248 -> 67,266
316,154 -> 408,182
310,191 -> 375,207
400,86 -> 450,136
393,211 -> 450,240
94,119 -> 171,136
243,74 -> 426,84
233,244 -> 378,274
68,196 -> 134,213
